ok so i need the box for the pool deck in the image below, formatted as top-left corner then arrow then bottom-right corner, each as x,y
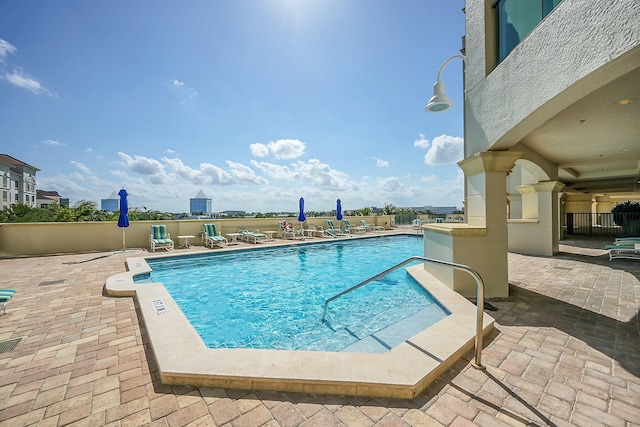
0,231 -> 639,426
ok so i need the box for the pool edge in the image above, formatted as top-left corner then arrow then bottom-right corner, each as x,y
106,256 -> 494,398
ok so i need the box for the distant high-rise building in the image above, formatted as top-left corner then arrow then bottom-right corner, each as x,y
101,191 -> 119,212
190,190 -> 212,215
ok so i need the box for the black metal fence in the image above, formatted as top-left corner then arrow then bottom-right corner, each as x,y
563,212 -> 640,238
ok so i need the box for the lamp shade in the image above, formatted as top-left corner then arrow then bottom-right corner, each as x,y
424,81 -> 453,112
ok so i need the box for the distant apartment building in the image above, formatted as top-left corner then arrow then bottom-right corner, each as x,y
190,190 -> 212,215
0,154 -> 40,210
36,190 -> 62,208
101,191 -> 120,212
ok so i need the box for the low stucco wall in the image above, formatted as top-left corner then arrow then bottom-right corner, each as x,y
0,216 -> 391,257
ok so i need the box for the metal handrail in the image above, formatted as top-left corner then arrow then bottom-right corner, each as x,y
321,256 -> 486,369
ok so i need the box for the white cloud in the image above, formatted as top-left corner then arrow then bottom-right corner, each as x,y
42,139 -> 66,147
71,161 -> 91,175
377,176 -> 403,193
162,157 -> 234,185
169,79 -> 197,104
413,133 -> 430,149
250,139 -> 306,159
249,143 -> 269,157
292,159 -> 353,189
420,175 -> 438,183
424,134 -> 463,165
267,139 -> 305,159
0,39 -> 17,58
375,158 -> 389,168
250,160 -> 295,180
84,148 -> 93,153
165,149 -> 176,155
117,152 -> 170,185
226,161 -> 268,185
250,158 -> 355,190
4,69 -> 54,96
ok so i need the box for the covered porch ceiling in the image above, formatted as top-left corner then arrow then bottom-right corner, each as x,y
519,66 -> 640,198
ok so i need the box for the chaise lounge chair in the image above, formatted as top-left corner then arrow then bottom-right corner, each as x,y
605,241 -> 640,261
239,230 -> 268,244
343,219 -> 366,233
0,289 -> 16,314
150,225 -> 174,252
279,221 -> 304,240
325,219 -> 349,236
302,223 -> 324,238
360,219 -> 384,232
203,223 -> 228,248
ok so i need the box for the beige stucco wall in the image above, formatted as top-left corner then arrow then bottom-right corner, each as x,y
0,216 -> 391,257
464,0 -> 640,155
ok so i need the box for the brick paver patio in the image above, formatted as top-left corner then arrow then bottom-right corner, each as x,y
0,237 -> 638,426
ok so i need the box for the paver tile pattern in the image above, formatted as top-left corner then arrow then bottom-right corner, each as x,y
0,237 -> 638,426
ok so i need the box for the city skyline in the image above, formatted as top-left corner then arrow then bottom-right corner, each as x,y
1,1 -> 466,213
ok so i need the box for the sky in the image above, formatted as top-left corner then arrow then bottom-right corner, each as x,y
0,0 -> 466,214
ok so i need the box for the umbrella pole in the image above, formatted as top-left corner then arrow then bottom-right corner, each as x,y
122,228 -> 126,251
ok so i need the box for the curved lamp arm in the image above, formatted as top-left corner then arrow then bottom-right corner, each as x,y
425,54 -> 466,113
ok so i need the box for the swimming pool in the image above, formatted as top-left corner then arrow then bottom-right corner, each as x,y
145,235 -> 449,352
106,232 -> 495,397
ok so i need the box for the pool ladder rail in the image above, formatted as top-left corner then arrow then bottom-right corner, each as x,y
321,256 -> 487,370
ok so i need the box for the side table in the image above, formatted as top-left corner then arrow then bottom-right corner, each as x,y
177,235 -> 195,249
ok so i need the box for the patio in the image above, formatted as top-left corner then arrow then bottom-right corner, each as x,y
0,237 -> 638,426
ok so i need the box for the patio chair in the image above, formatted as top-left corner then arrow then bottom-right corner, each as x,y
279,221 -> 304,240
203,223 -> 228,248
605,242 -> 640,261
150,225 -> 174,252
302,222 -> 324,238
0,289 -> 16,314
360,219 -> 384,232
343,219 -> 366,233
325,219 -> 349,235
239,230 -> 268,244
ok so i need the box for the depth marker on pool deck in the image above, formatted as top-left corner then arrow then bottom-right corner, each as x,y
152,299 -> 170,315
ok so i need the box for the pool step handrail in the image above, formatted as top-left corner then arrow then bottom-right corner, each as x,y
321,255 -> 487,369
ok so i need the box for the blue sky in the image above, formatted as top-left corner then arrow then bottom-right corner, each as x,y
0,0 -> 466,213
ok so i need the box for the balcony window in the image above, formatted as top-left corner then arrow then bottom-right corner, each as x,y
493,0 -> 563,63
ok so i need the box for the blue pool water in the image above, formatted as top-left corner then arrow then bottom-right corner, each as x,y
145,235 -> 449,352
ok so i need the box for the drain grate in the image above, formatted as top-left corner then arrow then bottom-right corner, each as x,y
0,338 -> 21,353
39,279 -> 66,286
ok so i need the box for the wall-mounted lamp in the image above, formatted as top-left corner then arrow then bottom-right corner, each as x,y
425,54 -> 465,113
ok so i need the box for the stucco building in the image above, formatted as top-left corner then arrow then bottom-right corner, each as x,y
0,154 -> 40,210
423,0 -> 640,297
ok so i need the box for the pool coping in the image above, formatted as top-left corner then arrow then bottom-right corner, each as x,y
105,240 -> 494,398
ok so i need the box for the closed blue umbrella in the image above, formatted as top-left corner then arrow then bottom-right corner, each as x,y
336,199 -> 343,221
117,188 -> 129,251
298,197 -> 306,223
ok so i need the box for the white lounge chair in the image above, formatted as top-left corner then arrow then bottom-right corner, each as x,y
150,225 -> 174,252
203,223 -> 228,248
343,219 -> 366,233
0,289 -> 16,314
325,219 -> 349,235
360,219 -> 384,232
606,242 -> 640,261
279,221 -> 304,240
240,230 -> 268,244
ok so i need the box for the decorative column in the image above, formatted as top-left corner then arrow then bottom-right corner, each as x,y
423,151 -> 521,298
509,181 -> 564,255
